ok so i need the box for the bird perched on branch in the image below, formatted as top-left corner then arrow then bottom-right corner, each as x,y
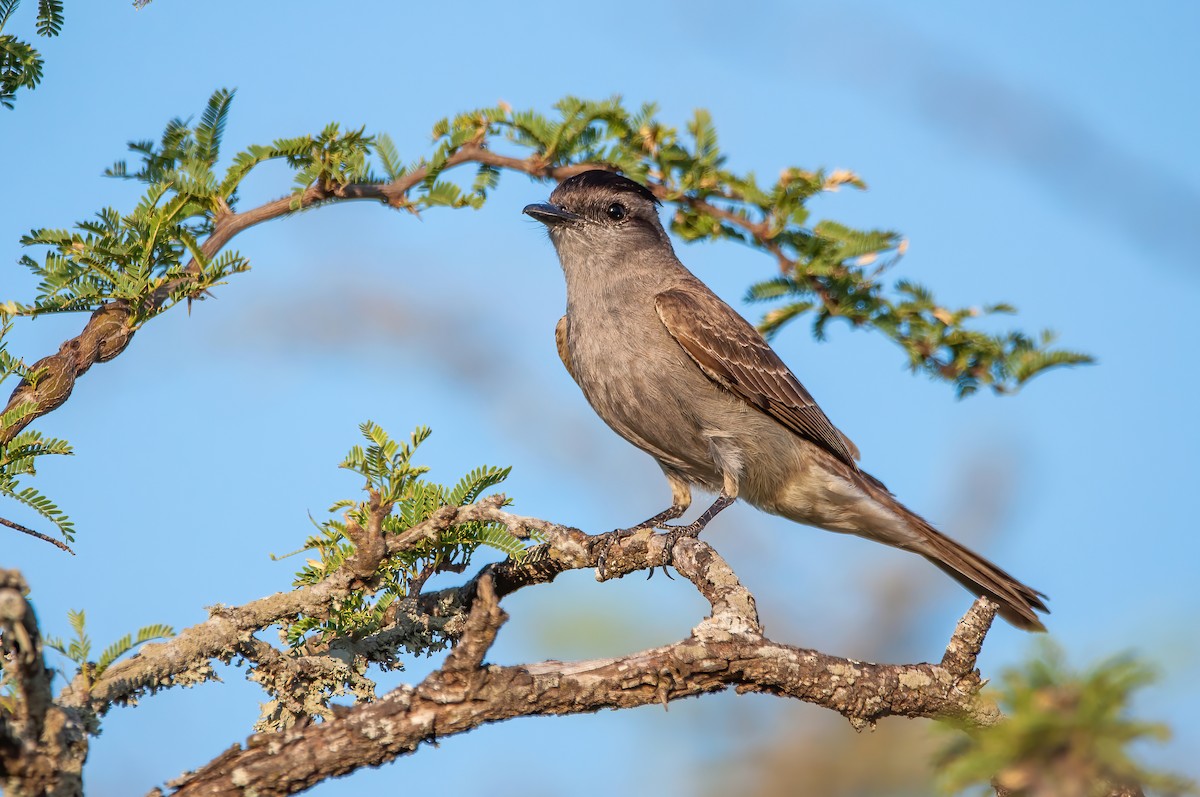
524,169 -> 1048,630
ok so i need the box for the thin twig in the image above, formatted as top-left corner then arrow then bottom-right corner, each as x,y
0,516 -> 73,554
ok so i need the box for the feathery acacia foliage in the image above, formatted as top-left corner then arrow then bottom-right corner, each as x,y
0,313 -> 73,543
0,0 -> 65,109
1,89 -> 1089,545
286,423 -> 530,649
14,91 -> 1091,386
429,98 -> 1089,395
17,89 -> 250,321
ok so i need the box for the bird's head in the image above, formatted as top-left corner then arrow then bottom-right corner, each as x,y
523,170 -> 670,264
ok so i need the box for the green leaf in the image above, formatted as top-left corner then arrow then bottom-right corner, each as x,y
375,133 -> 405,182
35,0 -> 62,37
0,0 -> 21,31
195,88 -> 234,165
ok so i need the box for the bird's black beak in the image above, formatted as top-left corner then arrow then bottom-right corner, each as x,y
523,203 -> 582,225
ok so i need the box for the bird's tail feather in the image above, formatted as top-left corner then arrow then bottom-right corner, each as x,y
857,472 -> 1049,631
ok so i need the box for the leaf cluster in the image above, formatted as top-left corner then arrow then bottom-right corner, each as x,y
0,0 -> 63,109
0,313 -> 73,540
14,89 -> 1092,384
220,120 -> 380,210
939,643 -> 1195,796
749,268 -> 1092,397
17,89 -> 250,321
16,93 -> 389,320
44,608 -> 173,688
420,96 -> 1090,395
2,89 -> 1092,547
286,422 -> 531,650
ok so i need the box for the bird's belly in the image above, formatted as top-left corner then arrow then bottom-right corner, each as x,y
570,323 -> 718,479
569,317 -> 802,497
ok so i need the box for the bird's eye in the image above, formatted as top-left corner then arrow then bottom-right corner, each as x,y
606,202 -> 627,221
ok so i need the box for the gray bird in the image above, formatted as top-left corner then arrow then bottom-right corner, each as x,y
524,169 -> 1048,631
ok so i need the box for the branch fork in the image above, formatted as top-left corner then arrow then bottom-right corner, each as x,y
5,505 -> 1006,796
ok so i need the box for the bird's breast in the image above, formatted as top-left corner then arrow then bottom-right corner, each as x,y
563,289 -> 748,487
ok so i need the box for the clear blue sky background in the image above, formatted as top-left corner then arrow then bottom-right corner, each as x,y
2,2 -> 1197,794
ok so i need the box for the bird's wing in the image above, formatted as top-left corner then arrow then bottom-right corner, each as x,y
655,288 -> 860,467
555,314 -> 578,383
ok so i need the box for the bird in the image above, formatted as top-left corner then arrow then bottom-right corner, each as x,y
523,169 -> 1048,631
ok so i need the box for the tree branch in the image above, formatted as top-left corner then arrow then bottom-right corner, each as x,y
148,551 -> 1000,797
0,135 -> 823,452
0,569 -> 88,796
0,476 -> 1038,797
0,518 -> 73,554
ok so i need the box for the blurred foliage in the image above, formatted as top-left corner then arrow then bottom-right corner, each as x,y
939,643 -> 1195,797
0,0 -> 64,109
707,707 -> 940,797
285,422 -> 534,649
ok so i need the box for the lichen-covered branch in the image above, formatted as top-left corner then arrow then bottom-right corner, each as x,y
5,497 -> 1011,796
1,503 -> 1011,796
145,530 -> 1000,797
4,503 -> 1154,797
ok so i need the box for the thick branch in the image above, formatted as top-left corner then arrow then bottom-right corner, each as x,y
153,597 -> 998,797
62,499 -> 999,730
98,506 -> 1001,796
61,498 -> 498,710
5,496 -> 1009,796
0,569 -> 88,796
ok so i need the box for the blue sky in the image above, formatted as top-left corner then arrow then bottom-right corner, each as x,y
2,1 -> 1198,794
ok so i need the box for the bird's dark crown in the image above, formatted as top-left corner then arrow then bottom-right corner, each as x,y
551,170 -> 661,207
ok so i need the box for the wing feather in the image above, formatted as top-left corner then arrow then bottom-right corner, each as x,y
655,288 -> 860,467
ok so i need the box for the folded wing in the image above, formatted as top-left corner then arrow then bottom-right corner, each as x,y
655,287 -> 860,468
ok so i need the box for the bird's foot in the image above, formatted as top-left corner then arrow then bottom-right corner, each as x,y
647,519 -> 709,580
647,494 -> 735,579
597,505 -> 688,580
596,526 -> 643,580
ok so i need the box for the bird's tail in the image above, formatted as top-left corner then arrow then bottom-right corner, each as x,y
856,472 -> 1049,631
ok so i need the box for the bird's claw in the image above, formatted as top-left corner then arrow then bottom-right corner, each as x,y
648,520 -> 707,579
598,512 -> 707,580
646,562 -> 674,580
596,526 -> 641,580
